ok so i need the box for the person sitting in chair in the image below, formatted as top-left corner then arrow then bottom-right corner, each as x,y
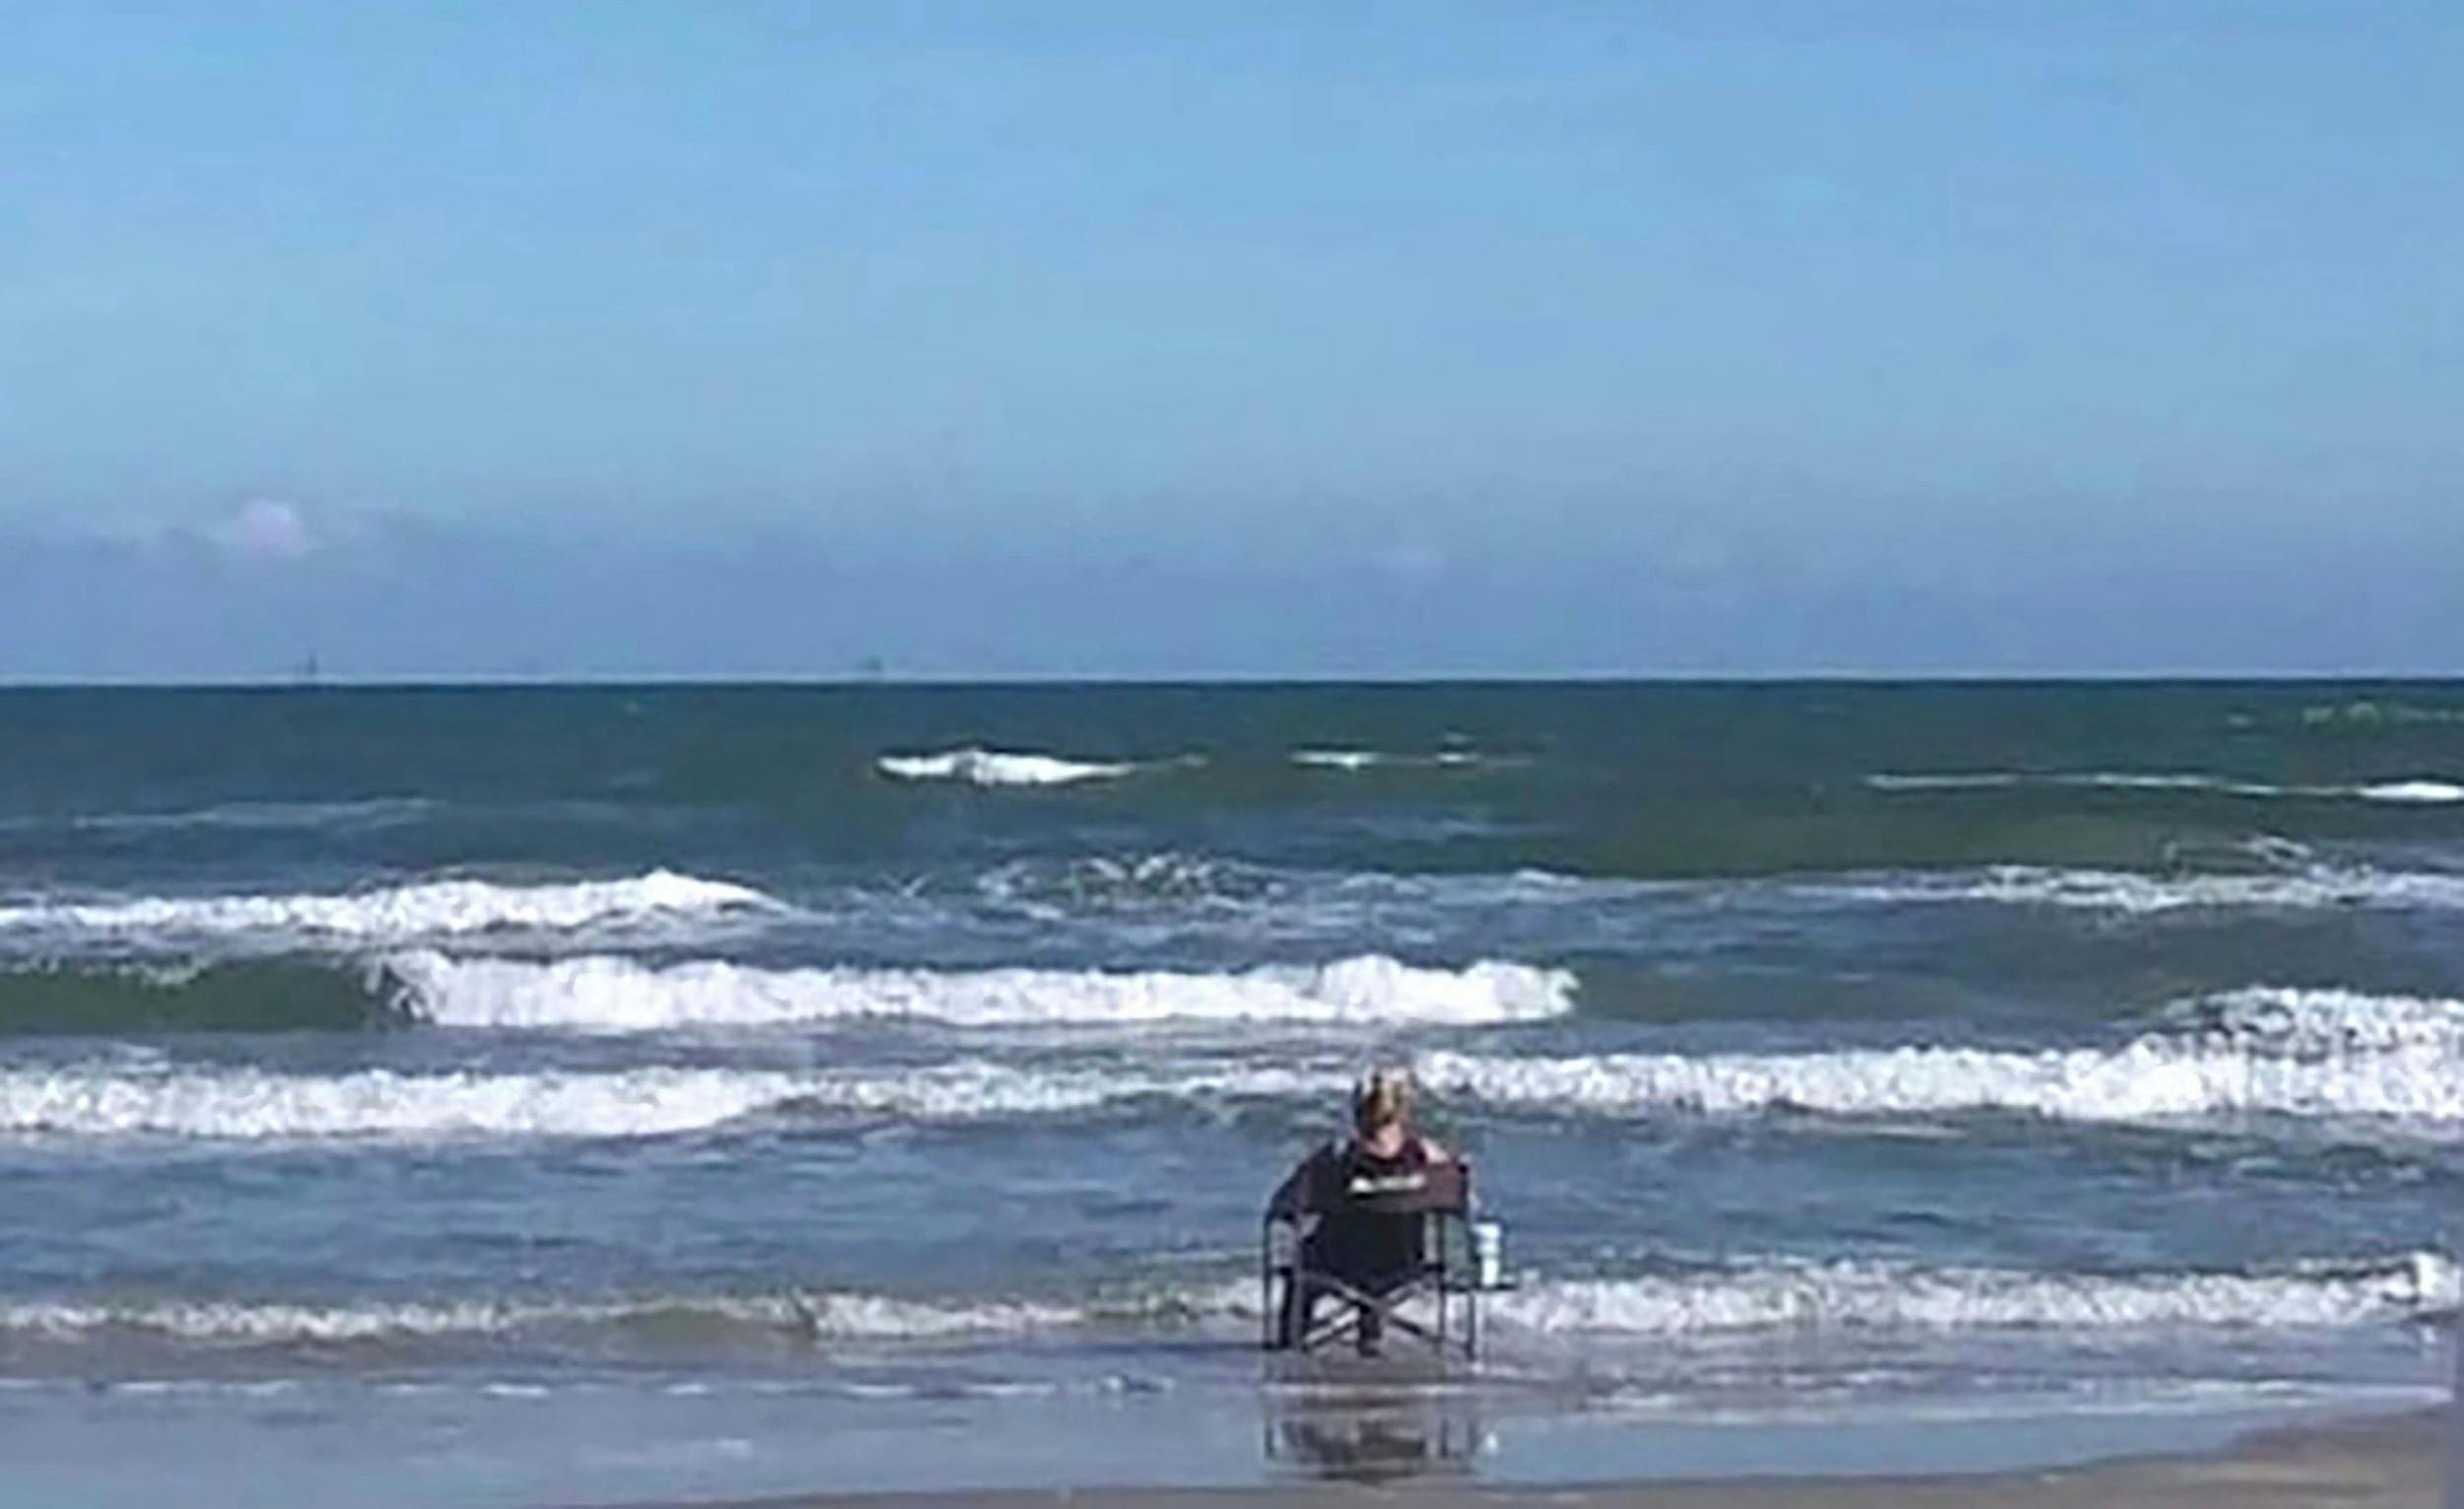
1267,1067 -> 1455,1354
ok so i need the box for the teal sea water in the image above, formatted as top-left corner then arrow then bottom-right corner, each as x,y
3,682 -> 2461,1503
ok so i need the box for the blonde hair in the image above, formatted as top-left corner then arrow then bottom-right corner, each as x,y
1351,1067 -> 1413,1134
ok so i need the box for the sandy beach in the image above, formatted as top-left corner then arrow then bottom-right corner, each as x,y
645,1407 -> 2443,1509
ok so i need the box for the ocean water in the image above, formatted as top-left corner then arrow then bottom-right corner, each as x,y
2,681 -> 2460,1504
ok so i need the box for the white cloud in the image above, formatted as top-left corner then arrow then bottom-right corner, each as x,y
207,498 -> 316,563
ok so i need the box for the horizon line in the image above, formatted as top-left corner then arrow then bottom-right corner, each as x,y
1,670 -> 2459,692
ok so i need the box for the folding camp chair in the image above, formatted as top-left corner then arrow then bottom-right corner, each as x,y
1262,1158 -> 1488,1359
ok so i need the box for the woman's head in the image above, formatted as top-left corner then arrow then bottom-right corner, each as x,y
1351,1067 -> 1413,1137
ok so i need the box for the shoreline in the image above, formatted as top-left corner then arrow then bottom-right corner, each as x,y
621,1405 -> 2447,1509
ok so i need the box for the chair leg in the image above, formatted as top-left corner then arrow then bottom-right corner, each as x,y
1277,1275 -> 1312,1350
1293,1276 -> 1480,1359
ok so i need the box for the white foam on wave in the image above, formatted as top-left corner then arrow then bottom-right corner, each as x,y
2182,987 -> 2464,1057
0,870 -> 774,943
1492,1253 -> 2458,1337
10,1253 -> 2446,1348
1290,748 -> 1506,772
875,747 -> 1147,787
1868,771 -> 2464,804
2356,780 -> 2464,804
0,1064 -> 816,1140
968,853 -> 1277,917
0,1290 -> 1096,1345
24,969 -> 2464,1143
1291,748 -> 1386,771
1414,1032 -> 2464,1128
1869,771 -> 2295,798
21,1009 -> 2464,1142
0,1061 -> 1348,1141
1826,864 -> 2464,915
380,952 -> 1576,1032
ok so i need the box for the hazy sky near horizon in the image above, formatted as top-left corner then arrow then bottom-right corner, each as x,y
4,2 -> 2460,678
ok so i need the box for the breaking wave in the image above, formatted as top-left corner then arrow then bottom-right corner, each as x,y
0,951 -> 1571,1037
0,1061 -> 1348,1141
1823,864 -> 2464,915
875,747 -> 1150,787
20,999 -> 2464,1140
1491,1253 -> 2458,1337
1867,771 -> 2464,804
0,1289 -> 1137,1347
1415,1031 -> 2464,1127
2175,987 -> 2464,1057
2357,780 -> 2464,803
968,853 -> 1282,916
0,870 -> 776,946
1290,748 -> 1518,772
4,1252 -> 2445,1349
379,952 -> 1576,1032
0,1063 -> 821,1141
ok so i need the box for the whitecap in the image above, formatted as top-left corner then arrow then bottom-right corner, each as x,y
2177,987 -> 2464,1057
875,748 -> 1144,787
1866,771 -> 2464,805
20,1009 -> 2464,1143
1291,748 -> 1388,771
1414,1034 -> 2464,1127
0,1061 -> 1347,1141
1490,1252 -> 2457,1337
10,1253 -> 2443,1347
0,1063 -> 818,1141
2355,780 -> 2464,804
1291,748 -> 1516,772
1823,864 -> 2464,915
0,1281 -> 1245,1346
380,952 -> 1577,1032
0,870 -> 775,944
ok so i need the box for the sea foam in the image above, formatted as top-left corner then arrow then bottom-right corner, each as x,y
379,952 -> 1577,1032
875,748 -> 1145,787
1415,1029 -> 2464,1128
1290,748 -> 1507,771
4,1252 -> 2443,1347
1825,864 -> 2464,915
1489,1252 -> 2457,1337
0,1061 -> 1349,1141
0,1291 -> 1083,1345
16,1014 -> 2464,1142
2183,986 -> 2464,1056
1867,771 -> 2464,804
0,870 -> 774,944
2356,780 -> 2464,804
0,1064 -> 819,1140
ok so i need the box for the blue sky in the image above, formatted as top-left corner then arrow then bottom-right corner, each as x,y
3,2 -> 2458,678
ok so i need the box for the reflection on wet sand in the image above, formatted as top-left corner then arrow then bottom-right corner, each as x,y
1263,1370 -> 1490,1482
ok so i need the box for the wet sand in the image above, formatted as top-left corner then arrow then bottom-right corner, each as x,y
634,1406 -> 2444,1509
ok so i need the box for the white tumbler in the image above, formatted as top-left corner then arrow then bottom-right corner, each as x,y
1472,1220 -> 1504,1289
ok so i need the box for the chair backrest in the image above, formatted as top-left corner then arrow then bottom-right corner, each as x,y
1334,1156 -> 1470,1216
1308,1157 -> 1472,1285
